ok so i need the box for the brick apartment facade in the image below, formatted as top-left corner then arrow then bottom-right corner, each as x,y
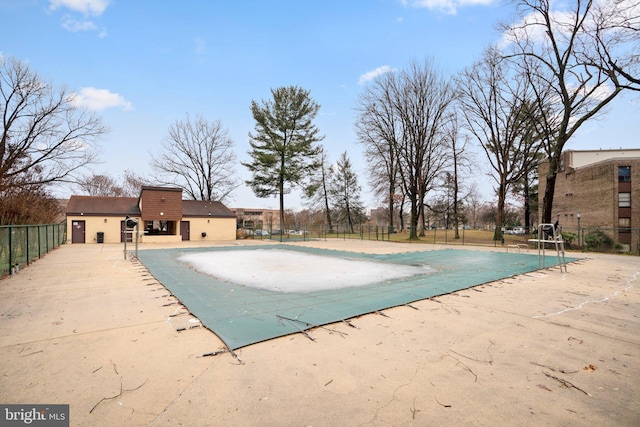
538,149 -> 640,252
231,208 -> 281,231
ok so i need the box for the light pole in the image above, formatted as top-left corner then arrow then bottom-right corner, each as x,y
576,212 -> 581,249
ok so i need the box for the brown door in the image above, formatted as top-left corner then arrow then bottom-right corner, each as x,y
72,220 -> 85,243
180,221 -> 190,241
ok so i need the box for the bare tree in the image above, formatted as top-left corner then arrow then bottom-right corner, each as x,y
0,56 -> 107,192
444,117 -> 475,239
0,183 -> 63,225
304,148 -> 333,232
356,60 -> 455,240
77,169 -> 151,197
151,114 -> 238,202
457,47 -> 542,241
355,72 -> 402,229
501,0 -> 640,223
78,173 -> 123,196
511,161 -> 540,232
121,169 -> 151,197
327,151 -> 367,233
465,185 -> 485,229
397,61 -> 455,239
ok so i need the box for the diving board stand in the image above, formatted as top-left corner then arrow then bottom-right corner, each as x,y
528,223 -> 567,272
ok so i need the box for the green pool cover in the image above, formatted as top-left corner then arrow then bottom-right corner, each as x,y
137,245 -> 571,350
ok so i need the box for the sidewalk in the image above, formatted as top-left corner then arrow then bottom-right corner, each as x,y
0,241 -> 638,426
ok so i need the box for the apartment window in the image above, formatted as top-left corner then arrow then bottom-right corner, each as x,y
619,217 -> 631,228
619,192 -> 631,208
618,166 -> 631,182
619,230 -> 632,244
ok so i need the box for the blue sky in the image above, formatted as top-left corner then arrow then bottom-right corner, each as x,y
2,0 -> 638,209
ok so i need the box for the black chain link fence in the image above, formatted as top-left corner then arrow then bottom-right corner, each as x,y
237,223 -> 640,255
0,222 -> 67,278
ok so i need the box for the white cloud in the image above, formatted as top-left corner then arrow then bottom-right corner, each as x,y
71,87 -> 133,111
49,0 -> 110,16
61,15 -> 96,31
499,0 -> 640,49
400,0 -> 496,15
60,16 -> 107,36
500,8 -> 574,48
51,1 -> 109,35
358,65 -> 397,85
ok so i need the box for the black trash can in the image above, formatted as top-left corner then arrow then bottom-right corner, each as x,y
97,232 -> 104,243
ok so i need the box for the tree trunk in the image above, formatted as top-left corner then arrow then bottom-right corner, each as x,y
453,165 -> 460,239
542,173 -> 556,225
388,186 -> 395,230
279,168 -> 285,236
409,195 -> 419,240
346,200 -> 354,234
399,197 -> 405,233
523,178 -> 531,233
542,153 -> 560,224
322,167 -> 333,233
493,181 -> 506,242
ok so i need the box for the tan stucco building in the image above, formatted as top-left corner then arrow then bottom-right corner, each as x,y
66,186 -> 236,243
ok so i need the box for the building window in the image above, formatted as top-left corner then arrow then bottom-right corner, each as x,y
619,192 -> 631,208
619,217 -> 631,228
619,228 -> 632,244
618,166 -> 631,182
145,220 -> 176,235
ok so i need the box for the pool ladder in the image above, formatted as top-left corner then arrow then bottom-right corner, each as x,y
528,223 -> 567,273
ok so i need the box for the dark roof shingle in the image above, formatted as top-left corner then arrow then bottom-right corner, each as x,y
66,195 -> 235,219
182,200 -> 236,218
66,196 -> 140,216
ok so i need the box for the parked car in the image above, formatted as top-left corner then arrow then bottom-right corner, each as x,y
254,229 -> 270,236
504,227 -> 525,235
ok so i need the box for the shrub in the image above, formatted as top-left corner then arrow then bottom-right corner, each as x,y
584,230 -> 613,252
561,232 -> 577,249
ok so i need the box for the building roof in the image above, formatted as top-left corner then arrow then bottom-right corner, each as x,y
66,196 -> 140,216
565,149 -> 640,169
139,186 -> 183,194
182,200 -> 236,218
66,195 -> 236,219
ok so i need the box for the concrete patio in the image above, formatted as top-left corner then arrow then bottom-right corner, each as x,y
0,240 -> 638,426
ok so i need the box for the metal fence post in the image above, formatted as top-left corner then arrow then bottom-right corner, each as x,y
8,226 -> 13,275
26,226 -> 30,265
38,225 -> 42,259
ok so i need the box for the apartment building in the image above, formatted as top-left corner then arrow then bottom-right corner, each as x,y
538,149 -> 640,251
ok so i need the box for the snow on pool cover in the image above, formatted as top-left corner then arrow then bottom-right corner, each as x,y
177,249 -> 436,293
137,245 -> 570,350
